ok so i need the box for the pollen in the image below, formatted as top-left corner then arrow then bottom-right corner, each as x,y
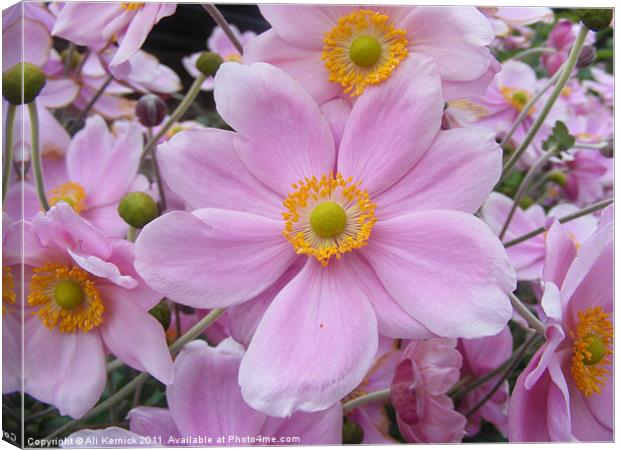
120,2 -> 144,11
570,306 -> 613,396
28,263 -> 104,333
47,181 -> 87,213
322,9 -> 409,96
500,86 -> 534,113
282,172 -> 376,266
2,267 -> 16,314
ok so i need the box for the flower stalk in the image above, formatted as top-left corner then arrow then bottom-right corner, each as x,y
2,104 -> 17,203
202,4 -> 244,54
28,101 -> 50,211
509,292 -> 546,336
342,388 -> 391,413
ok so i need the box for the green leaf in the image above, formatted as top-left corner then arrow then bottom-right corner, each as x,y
542,120 -> 575,152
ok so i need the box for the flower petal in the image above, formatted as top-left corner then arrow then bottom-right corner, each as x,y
128,407 -> 181,441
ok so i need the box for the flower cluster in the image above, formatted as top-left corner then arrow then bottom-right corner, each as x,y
2,3 -> 613,446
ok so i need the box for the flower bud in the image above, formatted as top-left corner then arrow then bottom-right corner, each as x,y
135,94 -> 168,127
519,196 -> 535,210
195,51 -> 224,77
578,9 -> 613,32
149,301 -> 171,331
2,62 -> 46,105
342,418 -> 364,444
548,170 -> 567,187
576,45 -> 596,68
118,192 -> 158,229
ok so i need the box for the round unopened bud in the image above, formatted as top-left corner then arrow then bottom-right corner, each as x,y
149,301 -> 171,331
2,62 -> 47,105
576,45 -> 596,68
578,9 -> 613,32
136,94 -> 167,127
195,51 -> 224,77
548,170 -> 567,187
118,192 -> 158,229
342,419 -> 364,444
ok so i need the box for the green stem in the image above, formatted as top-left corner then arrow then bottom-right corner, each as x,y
509,292 -> 546,336
499,145 -> 559,239
3,104 -> 17,204
503,197 -> 613,247
127,226 -> 138,243
28,101 -> 49,211
501,25 -> 589,180
202,4 -> 244,54
147,127 -> 167,211
509,47 -> 556,61
139,74 -> 207,167
68,74 -> 114,134
342,388 -> 391,413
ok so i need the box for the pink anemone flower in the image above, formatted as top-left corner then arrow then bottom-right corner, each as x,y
66,338 -> 342,445
135,56 -> 516,417
2,214 -> 21,394
509,214 -> 613,441
2,204 -> 172,418
541,20 -> 595,76
390,338 -> 466,442
481,192 -> 598,281
244,5 -> 498,103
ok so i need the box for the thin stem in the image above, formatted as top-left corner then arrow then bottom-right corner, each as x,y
509,292 -> 546,336
573,141 -> 610,150
342,388 -> 391,413
132,376 -> 146,407
3,104 -> 17,203
63,43 -> 76,76
25,406 -> 56,422
68,74 -> 114,134
509,47 -> 556,61
202,4 -> 244,54
503,198 -> 613,247
501,67 -> 563,147
106,378 -> 119,423
127,226 -> 137,243
51,308 -> 227,439
28,102 -> 49,211
501,25 -> 589,180
139,74 -> 207,167
148,127 -> 167,211
499,146 -> 559,239
174,303 -> 181,341
465,333 -> 541,418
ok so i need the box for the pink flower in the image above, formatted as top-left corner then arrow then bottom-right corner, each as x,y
244,5 -> 498,102
481,192 -> 598,280
457,326 -> 513,437
135,57 -> 516,417
480,7 -> 553,37
14,115 -> 148,238
66,338 -> 342,445
541,20 -> 594,76
182,25 -> 256,91
390,338 -> 466,442
2,204 -> 172,418
508,215 -> 613,441
52,2 -> 176,74
2,214 -> 21,394
562,150 -> 613,206
584,66 -> 614,107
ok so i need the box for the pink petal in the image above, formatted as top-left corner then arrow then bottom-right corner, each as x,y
261,404 -> 343,444
376,127 -> 501,218
98,287 -> 173,385
542,220 -> 578,288
167,339 -> 266,437
362,210 -> 515,338
338,54 -> 443,196
213,62 -> 335,196
239,258 -> 378,416
24,317 -> 106,418
157,128 -> 281,218
52,4 -> 120,46
81,204 -> 130,239
135,209 -> 295,308
110,5 -> 160,67
128,407 -> 181,440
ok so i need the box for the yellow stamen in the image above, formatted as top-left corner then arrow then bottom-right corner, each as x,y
283,172 -> 376,266
28,263 -> 104,333
570,306 -> 613,396
500,86 -> 534,114
224,53 -> 242,63
2,267 -> 16,314
121,3 -> 144,11
322,9 -> 409,96
47,181 -> 87,213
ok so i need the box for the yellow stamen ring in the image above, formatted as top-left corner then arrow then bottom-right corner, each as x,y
28,263 -> 104,333
282,173 -> 376,266
570,306 -> 613,396
121,3 -> 144,11
500,86 -> 534,114
2,267 -> 16,315
47,181 -> 87,213
322,9 -> 409,96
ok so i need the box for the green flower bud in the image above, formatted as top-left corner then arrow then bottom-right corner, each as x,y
149,300 -> 171,331
195,51 -> 224,77
548,170 -> 567,187
519,196 -> 535,210
578,9 -> 613,32
118,192 -> 158,229
2,62 -> 47,105
342,418 -> 364,444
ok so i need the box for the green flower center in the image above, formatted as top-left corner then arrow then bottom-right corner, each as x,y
54,280 -> 84,310
310,201 -> 347,238
349,35 -> 382,68
511,91 -> 529,107
584,333 -> 606,366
